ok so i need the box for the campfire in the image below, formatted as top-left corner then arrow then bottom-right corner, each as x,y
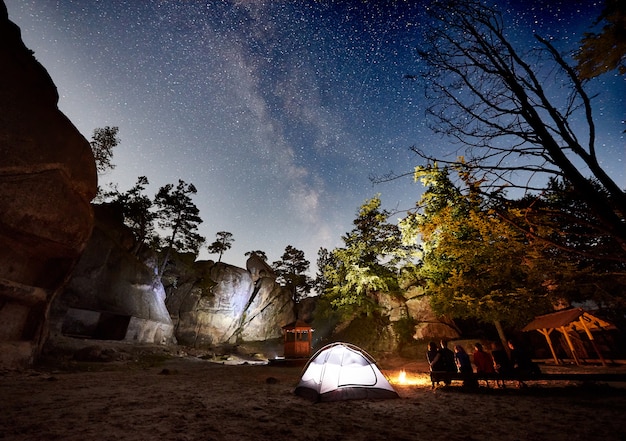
390,370 -> 431,387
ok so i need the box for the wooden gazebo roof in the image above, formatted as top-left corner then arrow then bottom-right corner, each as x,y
522,307 -> 617,366
282,320 -> 312,331
522,308 -> 616,333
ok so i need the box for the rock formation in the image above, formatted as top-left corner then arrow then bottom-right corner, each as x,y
246,252 -> 275,282
50,204 -> 175,345
165,254 -> 296,347
403,286 -> 461,340
0,3 -> 97,368
307,286 -> 460,354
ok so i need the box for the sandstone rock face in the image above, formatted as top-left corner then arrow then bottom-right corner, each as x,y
50,205 -> 175,345
376,291 -> 409,322
165,255 -> 296,347
309,286 -> 460,352
404,287 -> 460,340
239,276 -> 295,341
296,296 -> 316,323
246,253 -> 275,282
0,3 -> 97,368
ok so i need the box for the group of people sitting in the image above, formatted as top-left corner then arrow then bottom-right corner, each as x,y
426,339 -> 541,388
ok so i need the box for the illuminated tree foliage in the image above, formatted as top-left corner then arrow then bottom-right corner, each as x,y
575,0 -> 626,79
272,245 -> 312,303
412,0 -> 626,262
318,195 -> 414,317
207,231 -> 234,263
400,165 -> 576,336
154,179 -> 204,276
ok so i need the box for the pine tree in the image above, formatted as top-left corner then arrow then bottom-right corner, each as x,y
272,245 -> 312,303
154,179 -> 204,276
208,231 -> 234,263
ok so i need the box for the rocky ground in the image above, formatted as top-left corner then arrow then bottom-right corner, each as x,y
2,339 -> 626,441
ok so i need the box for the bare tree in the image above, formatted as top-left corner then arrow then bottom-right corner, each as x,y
410,0 -> 626,257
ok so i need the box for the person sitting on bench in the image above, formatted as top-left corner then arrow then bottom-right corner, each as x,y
508,339 -> 541,376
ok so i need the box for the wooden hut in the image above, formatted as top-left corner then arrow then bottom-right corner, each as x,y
522,308 -> 617,366
282,320 -> 313,359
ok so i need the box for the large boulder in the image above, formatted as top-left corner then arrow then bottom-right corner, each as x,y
239,276 -> 296,341
0,3 -> 97,368
404,287 -> 460,340
50,205 -> 175,345
246,252 -> 275,282
165,255 -> 296,347
307,286 -> 460,354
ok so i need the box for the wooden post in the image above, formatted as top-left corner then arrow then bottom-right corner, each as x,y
538,328 -> 560,365
578,316 -> 607,367
560,326 -> 580,366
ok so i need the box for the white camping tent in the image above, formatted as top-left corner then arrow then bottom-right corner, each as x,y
294,342 -> 399,402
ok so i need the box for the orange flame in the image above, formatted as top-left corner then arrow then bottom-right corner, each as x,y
390,369 -> 431,387
398,370 -> 407,384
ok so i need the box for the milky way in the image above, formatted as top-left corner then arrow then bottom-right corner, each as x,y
5,0 -> 624,272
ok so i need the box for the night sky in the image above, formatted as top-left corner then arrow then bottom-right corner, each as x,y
5,1 -> 624,271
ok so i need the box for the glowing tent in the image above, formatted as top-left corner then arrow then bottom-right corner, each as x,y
294,342 -> 399,402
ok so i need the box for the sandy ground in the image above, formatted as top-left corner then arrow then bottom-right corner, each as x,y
2,343 -> 626,441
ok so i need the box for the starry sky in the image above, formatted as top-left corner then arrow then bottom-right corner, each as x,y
5,0 -> 625,272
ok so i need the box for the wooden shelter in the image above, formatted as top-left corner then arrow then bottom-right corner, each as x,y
522,308 -> 617,366
282,320 -> 313,359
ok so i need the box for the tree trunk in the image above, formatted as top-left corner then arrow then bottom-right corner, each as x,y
494,319 -> 510,357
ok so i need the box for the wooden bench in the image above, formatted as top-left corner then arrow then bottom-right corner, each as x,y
429,370 -> 626,388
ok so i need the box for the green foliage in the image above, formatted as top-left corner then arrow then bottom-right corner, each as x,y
400,164 -> 566,327
329,312 -> 396,354
311,294 -> 341,329
318,195 -> 417,318
272,245 -> 312,303
207,231 -> 234,262
392,316 -> 417,344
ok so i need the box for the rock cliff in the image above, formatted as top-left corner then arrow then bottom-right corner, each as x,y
50,206 -> 296,351
50,204 -> 175,345
165,254 -> 296,347
0,2 -> 97,368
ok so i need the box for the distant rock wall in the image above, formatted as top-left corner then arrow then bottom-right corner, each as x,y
165,255 -> 296,347
403,287 -> 461,340
48,206 -> 295,351
0,3 -> 97,368
51,205 -> 175,345
309,287 -> 461,353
